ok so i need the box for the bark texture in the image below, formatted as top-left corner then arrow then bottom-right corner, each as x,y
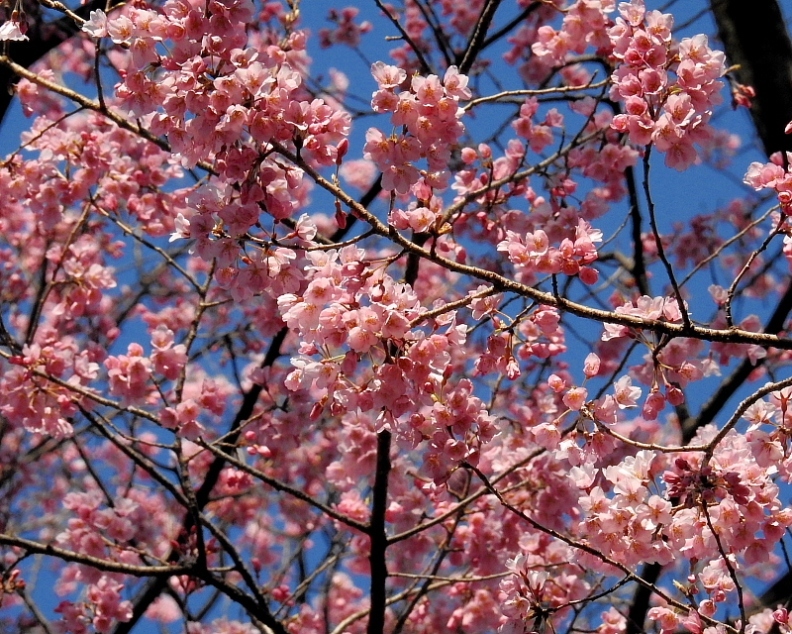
711,0 -> 792,156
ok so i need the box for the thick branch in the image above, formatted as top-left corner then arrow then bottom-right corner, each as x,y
464,462 -> 737,633
0,0 -> 121,125
627,6 -> 792,630
198,439 -> 370,533
626,563 -> 661,634
684,281 -> 792,442
367,430 -> 392,634
0,534 -> 194,577
710,0 -> 792,157
626,164 -> 650,296
293,145 -> 792,347
457,0 -> 502,74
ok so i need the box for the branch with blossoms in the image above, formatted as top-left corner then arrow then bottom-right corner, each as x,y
462,461 -> 741,634
286,140 -> 792,349
4,1 -> 792,634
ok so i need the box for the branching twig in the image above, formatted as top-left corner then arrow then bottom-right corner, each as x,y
642,150 -> 690,329
457,0 -> 502,74
463,462 -> 738,634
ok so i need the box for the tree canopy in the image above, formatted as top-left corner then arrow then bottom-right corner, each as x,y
1,1 -> 792,633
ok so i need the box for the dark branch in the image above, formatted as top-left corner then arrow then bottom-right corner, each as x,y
0,0 -> 122,126
330,174 -> 383,243
710,0 -> 792,157
480,4 -> 540,52
682,281 -> 792,442
367,430 -> 392,634
625,165 -> 650,296
625,7 -> 792,630
625,563 -> 662,634
457,0 -> 502,75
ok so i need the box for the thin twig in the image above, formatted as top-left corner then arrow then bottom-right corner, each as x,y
642,149 -> 691,329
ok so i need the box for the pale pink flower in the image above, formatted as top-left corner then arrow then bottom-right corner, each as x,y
0,20 -> 28,41
370,61 -> 406,89
613,375 -> 641,408
81,10 -> 109,38
563,386 -> 588,411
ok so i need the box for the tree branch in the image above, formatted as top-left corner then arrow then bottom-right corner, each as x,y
710,0 -> 792,157
367,429 -> 392,634
457,0 -> 502,74
114,328 -> 288,634
0,0 -> 122,126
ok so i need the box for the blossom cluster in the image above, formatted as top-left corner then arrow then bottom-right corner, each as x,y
319,6 -> 372,48
744,153 -> 792,215
496,429 -> 792,632
1,339 -> 94,438
497,218 -> 602,282
743,385 -> 792,482
278,249 -> 498,479
55,577 -> 133,633
364,61 -> 471,194
529,0 -> 726,170
83,0 -> 351,255
474,305 -> 567,381
1,0 -> 790,633
609,2 -> 726,169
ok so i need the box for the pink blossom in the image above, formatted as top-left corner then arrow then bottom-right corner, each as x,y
82,10 -> 109,38
613,375 -> 641,408
371,61 -> 406,89
0,4 -> 789,634
443,65 -> 472,100
0,20 -> 28,41
563,386 -> 588,411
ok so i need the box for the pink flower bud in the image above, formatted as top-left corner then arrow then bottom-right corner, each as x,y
583,353 -> 601,378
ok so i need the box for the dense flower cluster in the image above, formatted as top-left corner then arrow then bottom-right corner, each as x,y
2,0 -> 791,633
608,3 -> 725,169
744,152 -> 792,215
279,255 -> 499,478
84,0 -> 351,265
365,61 -> 470,194
530,0 -> 726,170
497,218 -> 602,281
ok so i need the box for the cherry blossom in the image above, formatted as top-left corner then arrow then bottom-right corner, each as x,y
81,9 -> 109,38
0,19 -> 27,41
1,1 -> 791,633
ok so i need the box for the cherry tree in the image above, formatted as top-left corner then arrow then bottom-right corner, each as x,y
1,0 -> 792,632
